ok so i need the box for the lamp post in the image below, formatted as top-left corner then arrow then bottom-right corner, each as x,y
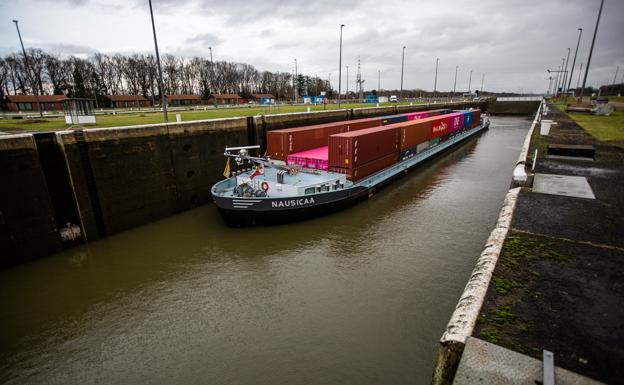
613,66 -> 619,85
346,65 -> 349,99
566,28 -> 582,100
576,63 -> 583,89
378,69 -> 381,91
12,19 -> 43,117
453,65 -> 458,99
468,69 -> 473,93
294,58 -> 297,102
433,57 -> 439,98
209,46 -> 213,62
480,73 -> 484,93
338,24 -> 344,107
400,46 -> 406,101
148,0 -> 168,123
561,48 -> 570,95
580,0 -> 604,99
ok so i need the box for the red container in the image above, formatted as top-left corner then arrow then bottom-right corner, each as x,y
328,125 -> 399,168
398,120 -> 432,150
429,116 -> 450,139
339,153 -> 399,181
472,109 -> 481,128
267,118 -> 382,160
447,113 -> 465,133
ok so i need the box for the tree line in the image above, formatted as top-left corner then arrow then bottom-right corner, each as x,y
0,49 -> 333,103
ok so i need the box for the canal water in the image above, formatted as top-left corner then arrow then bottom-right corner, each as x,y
0,116 -> 530,385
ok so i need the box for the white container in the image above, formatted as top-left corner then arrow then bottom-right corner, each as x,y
540,120 -> 555,135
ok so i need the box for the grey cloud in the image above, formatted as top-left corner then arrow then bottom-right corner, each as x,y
185,33 -> 223,46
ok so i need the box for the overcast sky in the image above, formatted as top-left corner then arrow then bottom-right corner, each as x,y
1,0 -> 622,93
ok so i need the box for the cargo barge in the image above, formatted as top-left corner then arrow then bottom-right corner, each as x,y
211,109 -> 488,226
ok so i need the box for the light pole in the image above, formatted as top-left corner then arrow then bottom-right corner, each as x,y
338,24 -> 344,107
561,48 -> 570,95
559,57 -> 566,96
400,46 -> 406,101
613,65 -> 620,84
433,57 -> 439,98
480,73 -> 484,93
576,63 -> 583,89
566,28 -> 582,99
580,0 -> 604,99
209,46 -> 213,62
294,58 -> 297,102
453,65 -> 458,99
12,20 -> 43,117
346,65 -> 349,99
378,69 -> 381,91
148,0 -> 168,123
468,69 -> 473,93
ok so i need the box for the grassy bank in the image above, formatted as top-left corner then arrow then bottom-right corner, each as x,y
0,101 -> 428,133
551,102 -> 624,146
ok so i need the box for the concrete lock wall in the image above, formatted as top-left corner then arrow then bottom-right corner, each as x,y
1,101 -> 494,267
487,100 -> 541,115
0,134 -> 62,265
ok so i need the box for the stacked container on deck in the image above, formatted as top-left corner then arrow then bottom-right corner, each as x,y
266,109 -> 481,180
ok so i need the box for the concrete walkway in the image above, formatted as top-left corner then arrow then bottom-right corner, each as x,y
472,108 -> 624,384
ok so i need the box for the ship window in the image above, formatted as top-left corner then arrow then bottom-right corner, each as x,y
304,187 -> 315,195
321,184 -> 330,192
316,186 -> 322,193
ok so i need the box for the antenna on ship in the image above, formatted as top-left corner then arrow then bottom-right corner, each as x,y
356,56 -> 365,103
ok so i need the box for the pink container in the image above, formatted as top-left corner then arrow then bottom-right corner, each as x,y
447,113 -> 465,133
287,146 -> 329,170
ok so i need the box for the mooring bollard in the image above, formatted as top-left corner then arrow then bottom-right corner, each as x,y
176,114 -> 181,123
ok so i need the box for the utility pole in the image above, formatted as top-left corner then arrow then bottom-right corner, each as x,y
576,63 -> 583,89
346,65 -> 349,99
468,70 -> 473,93
400,46 -> 406,101
338,24 -> 344,107
12,20 -> 43,117
580,0 -> 604,99
148,0 -> 168,122
294,58 -> 297,102
453,65 -> 458,99
433,57 -> 439,98
566,28 -> 583,99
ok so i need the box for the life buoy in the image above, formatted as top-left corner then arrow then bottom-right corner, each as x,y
261,181 -> 269,191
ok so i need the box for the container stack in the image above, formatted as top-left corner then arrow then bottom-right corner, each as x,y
266,108 -> 481,178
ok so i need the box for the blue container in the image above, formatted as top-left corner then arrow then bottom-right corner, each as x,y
380,115 -> 408,125
463,111 -> 474,128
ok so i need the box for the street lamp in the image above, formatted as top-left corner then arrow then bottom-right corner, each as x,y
580,0 -> 604,99
480,73 -> 484,93
566,28 -> 582,99
338,24 -> 345,107
434,57 -> 439,98
400,46 -> 406,101
378,70 -> 381,91
453,65 -> 458,99
209,46 -> 213,62
148,0 -> 168,123
294,58 -> 297,102
12,19 -> 43,117
561,48 -> 570,95
346,65 -> 349,98
468,69 -> 473,93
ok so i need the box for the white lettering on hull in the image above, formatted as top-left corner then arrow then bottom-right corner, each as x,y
271,197 -> 316,208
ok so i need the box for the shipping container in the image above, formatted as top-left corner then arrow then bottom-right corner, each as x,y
380,115 -> 408,125
286,146 -> 329,171
399,120 -> 431,150
462,111 -> 474,129
328,125 -> 399,168
447,113 -> 465,133
429,116 -> 450,139
472,110 -> 481,128
332,152 -> 399,181
267,118 -> 383,160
